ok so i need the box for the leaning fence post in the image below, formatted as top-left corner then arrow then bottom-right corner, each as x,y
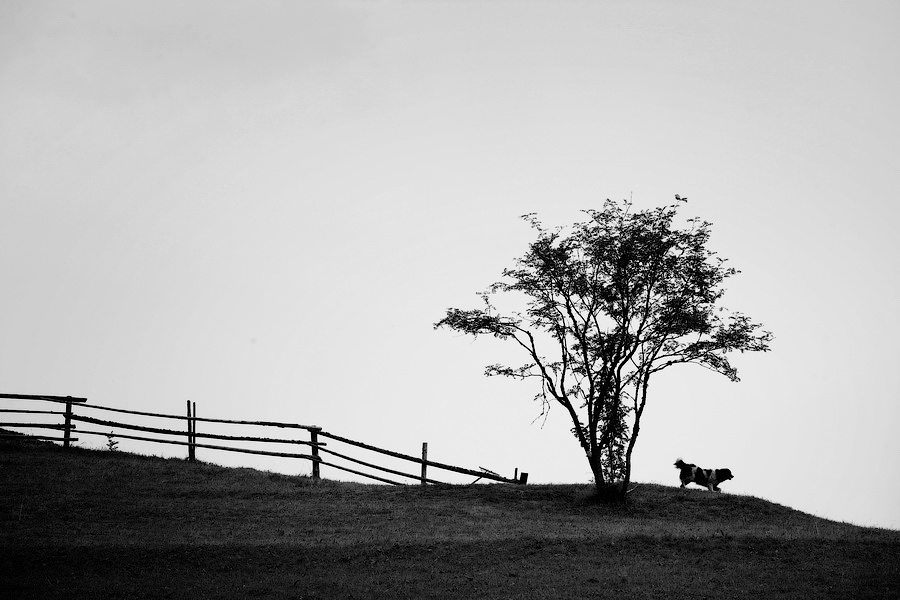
63,398 -> 73,450
421,442 -> 428,485
310,427 -> 321,479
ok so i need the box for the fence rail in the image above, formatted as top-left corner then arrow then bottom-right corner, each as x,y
0,393 -> 527,486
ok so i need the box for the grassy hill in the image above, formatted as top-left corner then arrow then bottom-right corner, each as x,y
1,437 -> 898,599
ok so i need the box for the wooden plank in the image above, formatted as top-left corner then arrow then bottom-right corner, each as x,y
0,394 -> 87,403
2,423 -> 75,431
0,435 -> 79,442
78,401 -> 319,429
0,423 -> 74,430
69,414 -> 320,445
75,428 -> 320,460
72,414 -> 186,437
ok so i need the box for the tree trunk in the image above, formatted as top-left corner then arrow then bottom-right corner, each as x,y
620,458 -> 632,502
589,450 -> 624,502
588,450 -> 604,495
619,373 -> 650,502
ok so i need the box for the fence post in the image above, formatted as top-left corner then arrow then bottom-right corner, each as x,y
186,400 -> 195,462
310,427 -> 321,479
191,401 -> 197,461
421,442 -> 428,485
63,399 -> 73,450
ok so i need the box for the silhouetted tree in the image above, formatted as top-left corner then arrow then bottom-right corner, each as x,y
435,197 -> 772,501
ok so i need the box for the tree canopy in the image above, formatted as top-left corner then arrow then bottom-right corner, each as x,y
435,197 -> 772,500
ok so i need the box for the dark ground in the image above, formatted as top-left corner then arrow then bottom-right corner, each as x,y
2,439 -> 898,599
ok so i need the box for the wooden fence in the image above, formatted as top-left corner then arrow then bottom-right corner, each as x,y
0,393 -> 527,485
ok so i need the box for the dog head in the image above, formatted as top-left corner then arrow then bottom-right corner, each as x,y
716,468 -> 734,482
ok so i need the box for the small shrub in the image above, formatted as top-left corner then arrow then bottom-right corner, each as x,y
105,431 -> 119,452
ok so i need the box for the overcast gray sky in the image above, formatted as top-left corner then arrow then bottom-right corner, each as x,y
2,1 -> 898,529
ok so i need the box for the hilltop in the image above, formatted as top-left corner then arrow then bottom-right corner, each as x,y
1,438 -> 898,599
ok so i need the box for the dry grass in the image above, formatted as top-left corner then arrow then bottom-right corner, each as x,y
2,438 -> 898,599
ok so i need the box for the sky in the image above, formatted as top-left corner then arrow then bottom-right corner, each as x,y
1,1 -> 899,529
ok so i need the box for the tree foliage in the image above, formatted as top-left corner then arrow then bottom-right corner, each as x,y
435,197 -> 772,500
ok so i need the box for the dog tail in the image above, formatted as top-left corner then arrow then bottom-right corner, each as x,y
674,458 -> 687,469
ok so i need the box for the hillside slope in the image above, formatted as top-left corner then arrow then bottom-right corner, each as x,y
2,439 -> 898,599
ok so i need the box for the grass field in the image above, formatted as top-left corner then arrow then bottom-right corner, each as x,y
1,437 -> 898,599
